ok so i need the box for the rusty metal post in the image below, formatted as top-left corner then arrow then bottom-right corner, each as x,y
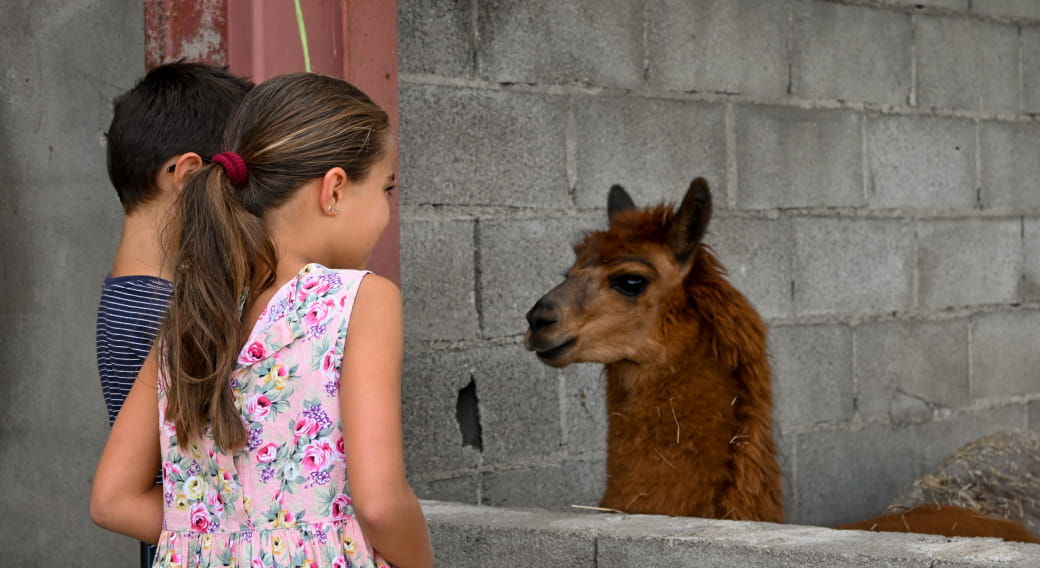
145,0 -> 229,68
341,0 -> 401,284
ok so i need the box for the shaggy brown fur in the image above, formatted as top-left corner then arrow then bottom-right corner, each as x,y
838,504 -> 1040,544
525,178 -> 783,522
523,178 -> 1040,544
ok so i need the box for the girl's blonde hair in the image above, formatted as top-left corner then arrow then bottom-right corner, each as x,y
161,73 -> 390,450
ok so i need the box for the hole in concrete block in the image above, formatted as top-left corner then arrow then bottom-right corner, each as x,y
456,375 -> 483,452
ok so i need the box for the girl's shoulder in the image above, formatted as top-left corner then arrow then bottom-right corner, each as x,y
251,264 -> 368,337
297,265 -> 400,322
294,264 -> 392,323
295,264 -> 369,300
299,262 -> 368,281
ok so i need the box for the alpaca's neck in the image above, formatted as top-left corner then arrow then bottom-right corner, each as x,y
599,337 -> 781,521
604,351 -> 744,452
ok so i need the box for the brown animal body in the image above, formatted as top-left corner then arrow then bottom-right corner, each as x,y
891,430 -> 1040,537
838,504 -> 1040,544
524,179 -> 783,522
522,178 -> 1040,544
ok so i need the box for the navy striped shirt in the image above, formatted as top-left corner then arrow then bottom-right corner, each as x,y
95,275 -> 173,425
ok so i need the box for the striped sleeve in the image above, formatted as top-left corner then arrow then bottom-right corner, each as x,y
95,275 -> 173,425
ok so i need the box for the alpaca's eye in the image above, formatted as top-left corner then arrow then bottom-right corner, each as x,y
610,274 -> 649,297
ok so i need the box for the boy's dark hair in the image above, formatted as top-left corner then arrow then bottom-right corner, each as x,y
106,61 -> 253,213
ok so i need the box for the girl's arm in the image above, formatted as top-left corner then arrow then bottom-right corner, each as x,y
90,350 -> 163,544
340,274 -> 433,568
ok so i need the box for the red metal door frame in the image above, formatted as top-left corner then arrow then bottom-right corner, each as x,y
145,0 -> 400,283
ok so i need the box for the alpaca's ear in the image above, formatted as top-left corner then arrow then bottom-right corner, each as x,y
668,177 -> 712,264
608,184 -> 636,222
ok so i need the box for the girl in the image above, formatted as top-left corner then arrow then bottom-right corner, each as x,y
91,73 -> 434,568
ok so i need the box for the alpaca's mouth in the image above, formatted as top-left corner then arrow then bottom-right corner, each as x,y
532,338 -> 576,366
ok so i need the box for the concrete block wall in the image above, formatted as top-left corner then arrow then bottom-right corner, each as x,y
0,0 -> 144,565
398,0 -> 1040,530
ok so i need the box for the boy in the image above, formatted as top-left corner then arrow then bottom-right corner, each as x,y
95,61 -> 251,565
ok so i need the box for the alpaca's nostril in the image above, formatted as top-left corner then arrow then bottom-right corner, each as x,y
526,300 -> 558,332
530,313 -> 556,332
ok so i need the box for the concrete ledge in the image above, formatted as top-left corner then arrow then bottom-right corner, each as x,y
422,500 -> 1040,567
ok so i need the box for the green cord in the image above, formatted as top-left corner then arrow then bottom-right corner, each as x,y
294,0 -> 312,72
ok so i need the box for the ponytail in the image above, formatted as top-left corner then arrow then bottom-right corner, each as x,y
161,163 -> 276,450
158,72 -> 390,451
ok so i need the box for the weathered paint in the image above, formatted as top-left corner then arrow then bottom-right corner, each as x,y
226,0 -> 342,81
145,0 -> 228,68
341,0 -> 400,284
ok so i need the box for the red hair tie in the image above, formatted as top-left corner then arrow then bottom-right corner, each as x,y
212,152 -> 248,188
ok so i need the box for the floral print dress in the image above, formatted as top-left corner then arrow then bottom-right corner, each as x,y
155,264 -> 389,568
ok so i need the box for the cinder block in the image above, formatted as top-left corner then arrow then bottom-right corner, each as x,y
562,362 -> 607,455
1024,219 -> 1040,302
979,121 -> 1040,209
412,474 -> 479,505
598,536 -> 934,568
429,522 -> 596,567
971,310 -> 1040,400
776,429 -> 797,519
735,106 -> 864,210
475,342 -> 565,466
402,348 -> 484,474
403,342 -> 566,472
647,0 -> 788,97
573,95 -> 727,210
707,217 -> 793,320
478,216 -> 601,338
971,0 -> 1040,20
401,218 -> 479,341
1022,28 -> 1040,113
591,515 -> 964,567
854,319 -> 971,422
476,0 -> 643,88
398,0 -> 472,76
399,83 -> 570,207
769,324 -> 855,430
792,217 -> 915,316
793,407 -> 1025,527
916,219 -> 1021,309
1030,401 -> 1040,432
880,0 -> 968,9
424,502 -> 599,568
867,113 -> 976,209
482,459 -> 605,509
790,0 -> 912,105
915,15 -> 1019,113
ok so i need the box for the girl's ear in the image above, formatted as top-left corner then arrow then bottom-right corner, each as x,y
320,167 -> 348,214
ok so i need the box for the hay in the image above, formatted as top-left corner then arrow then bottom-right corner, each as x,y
890,430 -> 1040,535
570,504 -> 625,514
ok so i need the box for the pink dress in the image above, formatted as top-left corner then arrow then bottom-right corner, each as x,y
155,264 -> 389,568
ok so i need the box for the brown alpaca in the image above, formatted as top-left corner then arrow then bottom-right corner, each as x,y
523,177 -> 1040,544
524,178 -> 784,522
